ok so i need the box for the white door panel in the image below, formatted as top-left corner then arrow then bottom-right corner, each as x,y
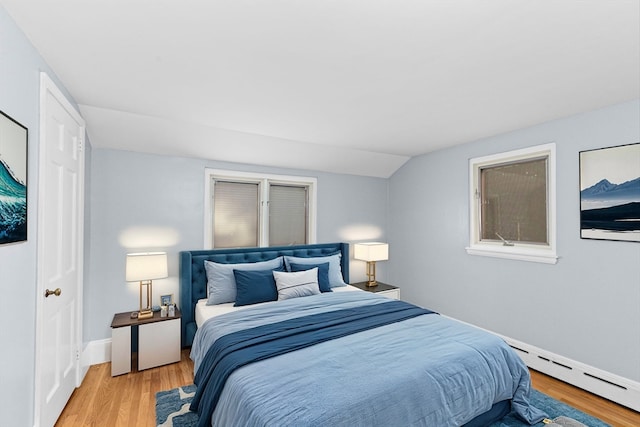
36,73 -> 85,427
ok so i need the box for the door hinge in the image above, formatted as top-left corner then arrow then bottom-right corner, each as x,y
78,139 -> 84,152
76,350 -> 80,361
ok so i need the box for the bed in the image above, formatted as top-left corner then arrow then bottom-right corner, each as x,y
180,242 -> 547,427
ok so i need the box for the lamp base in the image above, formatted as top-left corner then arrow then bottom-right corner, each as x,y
138,310 -> 153,319
365,261 -> 378,287
138,280 -> 154,320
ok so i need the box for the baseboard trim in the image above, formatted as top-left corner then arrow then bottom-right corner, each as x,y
442,315 -> 640,412
82,338 -> 111,367
82,321 -> 640,412
503,334 -> 640,412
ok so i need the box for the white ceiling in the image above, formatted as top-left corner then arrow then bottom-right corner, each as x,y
2,0 -> 639,177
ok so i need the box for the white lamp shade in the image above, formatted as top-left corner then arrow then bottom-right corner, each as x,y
126,252 -> 168,281
354,242 -> 389,262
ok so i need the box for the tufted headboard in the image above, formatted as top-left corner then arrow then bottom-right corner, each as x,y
179,242 -> 350,347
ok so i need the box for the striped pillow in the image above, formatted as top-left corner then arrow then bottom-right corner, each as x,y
273,268 -> 321,301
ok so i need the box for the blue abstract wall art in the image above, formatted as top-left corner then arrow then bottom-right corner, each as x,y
0,111 -> 28,245
579,142 -> 640,242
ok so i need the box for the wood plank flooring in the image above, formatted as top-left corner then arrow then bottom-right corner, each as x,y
529,370 -> 640,427
56,349 -> 639,427
55,350 -> 194,427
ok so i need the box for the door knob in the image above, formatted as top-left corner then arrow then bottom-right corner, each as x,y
45,288 -> 62,297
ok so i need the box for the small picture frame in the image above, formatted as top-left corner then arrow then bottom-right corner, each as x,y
160,294 -> 173,306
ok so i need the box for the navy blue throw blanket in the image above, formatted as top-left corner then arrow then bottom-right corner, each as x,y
190,300 -> 433,427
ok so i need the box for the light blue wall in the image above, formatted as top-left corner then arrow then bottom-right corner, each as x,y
0,6 -> 87,426
86,149 -> 389,341
389,100 -> 640,382
4,3 -> 638,421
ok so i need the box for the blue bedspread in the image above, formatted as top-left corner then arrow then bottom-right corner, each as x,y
190,292 -> 547,426
191,300 -> 432,426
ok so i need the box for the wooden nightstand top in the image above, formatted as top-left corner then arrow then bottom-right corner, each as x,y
349,281 -> 398,293
111,308 -> 181,329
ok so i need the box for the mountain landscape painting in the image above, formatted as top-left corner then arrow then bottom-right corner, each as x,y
0,111 -> 28,245
580,143 -> 640,242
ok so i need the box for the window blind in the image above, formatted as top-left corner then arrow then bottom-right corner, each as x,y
268,184 -> 307,246
213,181 -> 259,248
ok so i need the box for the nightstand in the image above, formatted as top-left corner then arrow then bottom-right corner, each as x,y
110,308 -> 181,376
350,281 -> 400,300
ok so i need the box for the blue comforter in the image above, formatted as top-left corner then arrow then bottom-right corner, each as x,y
190,292 -> 547,426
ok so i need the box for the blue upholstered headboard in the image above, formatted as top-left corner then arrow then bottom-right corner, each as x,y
179,242 -> 350,347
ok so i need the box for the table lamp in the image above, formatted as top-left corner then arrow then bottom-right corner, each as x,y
126,252 -> 168,319
354,242 -> 389,287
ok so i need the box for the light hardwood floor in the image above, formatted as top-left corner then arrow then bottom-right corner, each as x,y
56,349 -> 639,427
529,370 -> 640,427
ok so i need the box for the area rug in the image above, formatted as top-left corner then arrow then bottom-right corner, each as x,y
488,389 -> 610,427
156,385 -> 198,427
155,385 -> 610,427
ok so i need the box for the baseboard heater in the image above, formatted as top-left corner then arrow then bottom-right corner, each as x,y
443,316 -> 640,412
505,337 -> 640,412
85,320 -> 640,412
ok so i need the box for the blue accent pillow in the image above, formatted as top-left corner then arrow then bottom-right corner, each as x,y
233,266 -> 284,307
288,262 -> 332,293
204,257 -> 284,305
284,253 -> 347,288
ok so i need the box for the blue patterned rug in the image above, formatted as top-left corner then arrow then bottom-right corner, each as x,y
156,385 -> 198,427
488,389 -> 610,426
155,385 -> 609,427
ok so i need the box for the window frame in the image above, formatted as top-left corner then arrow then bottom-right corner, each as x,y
466,143 -> 558,264
204,168 -> 317,249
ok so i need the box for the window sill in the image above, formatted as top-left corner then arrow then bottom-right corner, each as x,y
465,245 -> 558,264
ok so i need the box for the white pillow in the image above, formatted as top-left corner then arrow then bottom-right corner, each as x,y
284,253 -> 347,288
273,268 -> 321,301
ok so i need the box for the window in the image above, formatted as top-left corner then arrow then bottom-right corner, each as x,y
212,181 -> 259,248
466,143 -> 557,264
204,169 -> 317,248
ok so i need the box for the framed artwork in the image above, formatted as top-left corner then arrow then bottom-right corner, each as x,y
579,142 -> 640,242
0,111 -> 28,245
160,294 -> 174,306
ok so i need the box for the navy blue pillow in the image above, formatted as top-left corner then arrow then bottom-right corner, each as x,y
233,266 -> 284,307
288,262 -> 332,293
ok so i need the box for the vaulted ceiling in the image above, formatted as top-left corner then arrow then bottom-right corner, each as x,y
2,0 -> 639,177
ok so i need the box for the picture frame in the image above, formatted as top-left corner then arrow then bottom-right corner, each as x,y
579,142 -> 640,242
160,294 -> 174,306
0,111 -> 28,245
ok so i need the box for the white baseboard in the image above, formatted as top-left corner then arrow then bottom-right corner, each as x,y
82,338 -> 111,367
504,335 -> 640,412
442,315 -> 640,412
81,323 -> 640,412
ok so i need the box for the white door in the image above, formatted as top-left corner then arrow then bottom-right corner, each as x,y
34,73 -> 85,427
